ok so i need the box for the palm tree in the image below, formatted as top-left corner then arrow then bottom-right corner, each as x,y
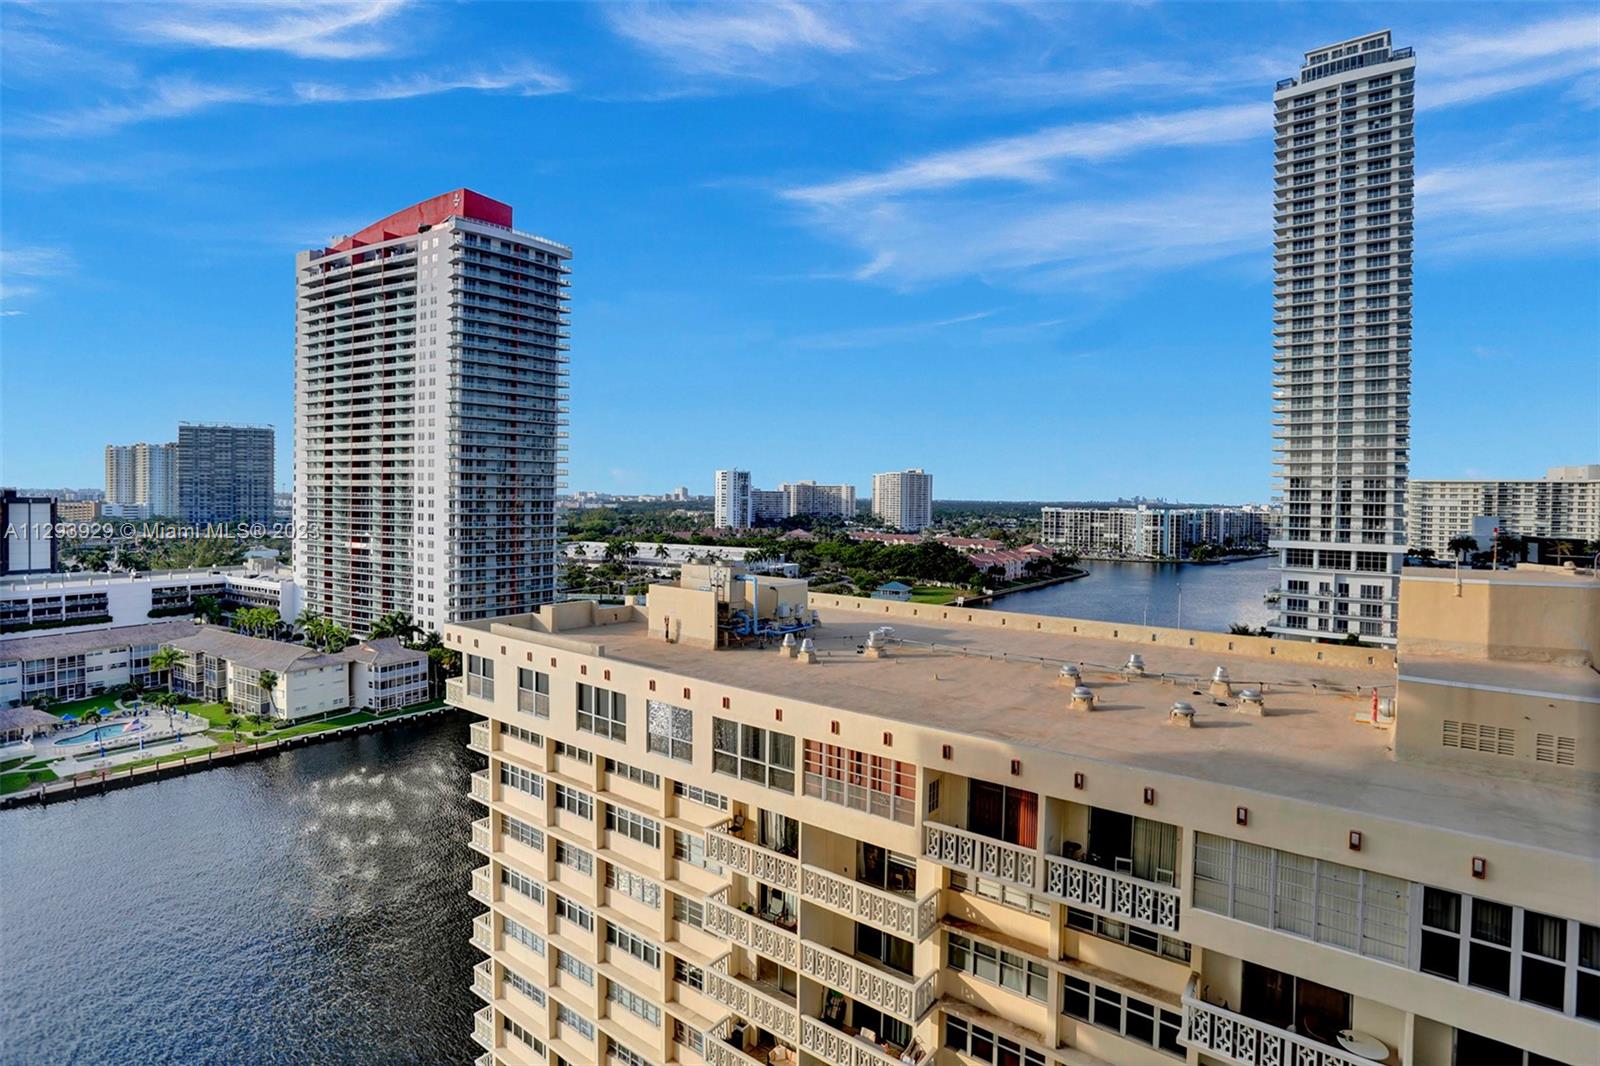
654,543 -> 670,561
256,670 -> 278,716
371,611 -> 420,644
150,646 -> 184,694
193,595 -> 223,624
1447,535 -> 1479,562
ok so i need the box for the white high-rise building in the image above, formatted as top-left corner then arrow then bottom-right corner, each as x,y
713,469 -> 752,530
782,480 -> 856,520
294,190 -> 570,635
1270,31 -> 1414,646
872,468 -> 933,532
104,441 -> 179,518
1406,465 -> 1600,556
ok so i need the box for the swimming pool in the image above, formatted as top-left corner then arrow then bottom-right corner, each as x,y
54,723 -> 129,747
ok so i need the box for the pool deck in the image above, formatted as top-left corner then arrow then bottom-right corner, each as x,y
2,705 -> 214,774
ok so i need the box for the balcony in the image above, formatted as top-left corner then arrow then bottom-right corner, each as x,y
470,864 -> 493,905
1042,853 -> 1180,932
1182,978 -> 1376,1066
471,817 -> 492,856
922,821 -> 1038,890
471,911 -> 493,952
797,941 -> 934,1025
468,720 -> 492,755
705,967 -> 799,1043
446,676 -> 466,706
706,825 -> 800,892
469,770 -> 491,805
703,889 -> 800,967
703,1038 -> 766,1066
799,1016 -> 907,1066
472,1005 -> 495,1051
472,957 -> 495,1001
800,864 -> 939,941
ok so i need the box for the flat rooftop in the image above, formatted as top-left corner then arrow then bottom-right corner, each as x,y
465,607 -> 1599,860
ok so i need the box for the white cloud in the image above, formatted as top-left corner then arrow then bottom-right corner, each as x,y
22,78 -> 263,137
131,0 -> 411,60
1417,156 -> 1600,255
604,0 -> 858,81
293,65 -> 570,103
1423,11 -> 1600,109
0,244 -> 76,305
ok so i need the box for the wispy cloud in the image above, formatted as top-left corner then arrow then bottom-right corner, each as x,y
1418,156 -> 1600,255
604,0 -> 858,82
293,65 -> 570,104
1423,11 -> 1600,109
789,308 -> 997,349
130,0 -> 411,60
0,244 -> 76,306
22,78 -> 263,137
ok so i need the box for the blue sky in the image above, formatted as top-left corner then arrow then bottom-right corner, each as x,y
2,1 -> 1596,502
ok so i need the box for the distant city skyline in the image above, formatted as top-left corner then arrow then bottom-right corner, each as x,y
2,3 -> 1596,499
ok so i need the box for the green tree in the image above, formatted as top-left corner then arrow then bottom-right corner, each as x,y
1447,535 -> 1479,561
193,595 -> 224,624
150,646 -> 184,693
371,611 -> 420,643
256,669 -> 278,715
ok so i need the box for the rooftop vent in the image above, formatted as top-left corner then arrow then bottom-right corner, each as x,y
1124,653 -> 1146,676
1210,666 -> 1233,699
1170,701 -> 1196,727
779,631 -> 797,658
797,637 -> 818,665
1070,686 -> 1096,713
1238,689 -> 1265,716
1058,664 -> 1082,685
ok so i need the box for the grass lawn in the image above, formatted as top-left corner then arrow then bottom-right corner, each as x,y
41,693 -> 124,719
0,766 -> 58,795
206,710 -> 377,747
0,756 -> 31,774
910,586 -> 977,605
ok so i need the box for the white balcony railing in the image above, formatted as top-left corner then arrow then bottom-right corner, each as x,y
704,1036 -> 767,1066
705,827 -> 801,892
705,968 -> 799,1042
472,958 -> 495,1001
471,817 -> 492,855
922,821 -> 1038,890
470,864 -> 493,905
799,1016 -> 905,1066
797,941 -> 935,1025
471,911 -> 493,952
1183,977 -> 1373,1066
469,769 -> 491,804
1041,853 -> 1181,932
472,1005 -> 495,1051
703,890 -> 800,967
800,864 -> 939,941
446,676 -> 466,706
468,720 -> 492,754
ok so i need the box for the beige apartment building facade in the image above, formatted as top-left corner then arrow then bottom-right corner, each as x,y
1406,466 -> 1600,557
447,564 -> 1597,1066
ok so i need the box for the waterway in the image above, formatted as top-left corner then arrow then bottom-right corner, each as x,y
0,715 -> 482,1066
988,555 -> 1275,632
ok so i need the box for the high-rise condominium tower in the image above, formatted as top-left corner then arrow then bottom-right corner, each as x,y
105,441 -> 179,517
294,190 -> 570,634
872,468 -> 933,532
177,423 -> 275,523
713,469 -> 752,530
1270,31 -> 1414,646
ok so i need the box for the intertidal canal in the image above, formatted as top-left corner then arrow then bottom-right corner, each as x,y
0,714 -> 483,1066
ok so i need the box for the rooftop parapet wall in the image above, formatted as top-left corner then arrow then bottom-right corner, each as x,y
1398,567 -> 1599,666
806,593 -> 1396,671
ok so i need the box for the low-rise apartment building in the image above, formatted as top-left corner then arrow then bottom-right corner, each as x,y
447,564 -> 1597,1066
1406,466 -> 1600,556
170,627 -> 429,718
0,620 -> 200,707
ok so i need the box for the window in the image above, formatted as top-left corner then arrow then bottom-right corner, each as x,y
554,783 -> 593,819
1062,974 -> 1182,1056
501,866 -> 545,904
557,1003 -> 595,1040
503,1015 -> 545,1056
646,700 -> 694,762
556,950 -> 594,985
504,916 -> 546,955
555,841 -> 594,875
605,758 -> 659,788
607,980 -> 662,1025
673,895 -> 704,929
674,829 -> 721,873
466,654 -> 494,700
1521,911 -> 1567,1011
674,956 -> 705,991
673,781 -> 727,810
505,965 -> 546,1006
949,870 -> 1051,917
498,721 -> 542,747
1420,887 -> 1462,980
1469,898 -> 1514,995
607,864 -> 661,908
608,1037 -> 651,1066
1067,907 -> 1191,963
673,1018 -> 704,1054
947,933 -> 1048,1002
607,923 -> 662,968
713,718 -> 796,791
802,739 -> 915,823
553,740 -> 593,764
554,894 -> 595,932
517,667 -> 549,716
577,683 -> 626,741
499,763 -> 544,798
501,813 -> 544,851
606,804 -> 661,848
1578,924 -> 1600,1022
943,1016 -> 1048,1066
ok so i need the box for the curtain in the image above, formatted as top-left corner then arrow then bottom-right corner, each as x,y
1011,790 -> 1039,849
968,781 -> 1004,840
1132,818 -> 1178,882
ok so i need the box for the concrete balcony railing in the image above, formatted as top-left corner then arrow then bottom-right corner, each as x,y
797,941 -> 935,1025
474,1053 -> 492,1066
470,865 -> 493,905
703,1036 -> 767,1066
705,968 -> 799,1043
468,720 -> 492,755
472,1005 -> 495,1051
446,676 -> 466,706
706,827 -> 801,892
470,817 -> 492,856
703,890 -> 800,968
1182,977 -> 1372,1066
1041,854 -> 1181,933
922,821 -> 1038,890
799,1016 -> 905,1066
469,769 -> 491,805
472,957 -> 495,1002
800,864 -> 939,941
471,911 -> 493,953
